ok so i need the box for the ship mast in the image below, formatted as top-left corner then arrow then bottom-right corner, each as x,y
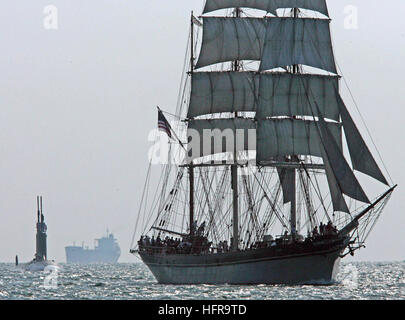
289,7 -> 300,238
231,7 -> 241,252
189,12 -> 195,236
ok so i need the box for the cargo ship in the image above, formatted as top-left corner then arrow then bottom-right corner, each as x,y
65,232 -> 120,264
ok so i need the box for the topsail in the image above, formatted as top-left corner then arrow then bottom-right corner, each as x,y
189,72 -> 343,121
196,17 -> 336,74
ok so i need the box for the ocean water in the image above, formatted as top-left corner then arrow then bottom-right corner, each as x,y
0,262 -> 404,300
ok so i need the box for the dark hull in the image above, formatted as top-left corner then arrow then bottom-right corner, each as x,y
139,238 -> 348,285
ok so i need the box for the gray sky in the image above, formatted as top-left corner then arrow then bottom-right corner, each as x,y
0,0 -> 404,263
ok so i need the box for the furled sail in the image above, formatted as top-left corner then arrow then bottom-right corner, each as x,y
188,72 -> 342,120
257,118 -> 342,161
260,18 -> 337,74
196,17 -> 337,74
195,17 -> 266,69
188,71 -> 259,118
339,99 -> 389,185
203,0 -> 329,17
187,118 -> 257,161
316,109 -> 370,204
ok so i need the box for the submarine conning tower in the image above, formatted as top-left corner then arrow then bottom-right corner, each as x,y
35,196 -> 47,262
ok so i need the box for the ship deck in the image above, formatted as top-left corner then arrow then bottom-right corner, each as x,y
139,235 -> 348,267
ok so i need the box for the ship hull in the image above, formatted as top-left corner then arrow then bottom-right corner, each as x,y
18,260 -> 59,272
140,245 -> 344,285
65,247 -> 120,264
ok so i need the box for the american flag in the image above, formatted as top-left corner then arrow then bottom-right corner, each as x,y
158,109 -> 172,139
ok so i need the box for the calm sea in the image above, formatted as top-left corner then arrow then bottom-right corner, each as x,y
0,262 -> 404,300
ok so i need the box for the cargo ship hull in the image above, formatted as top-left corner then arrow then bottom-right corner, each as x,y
65,246 -> 120,264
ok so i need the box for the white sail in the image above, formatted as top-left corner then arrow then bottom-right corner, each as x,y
260,17 -> 337,74
203,0 -> 329,17
257,119 -> 342,161
195,17 -> 266,69
187,118 -> 257,161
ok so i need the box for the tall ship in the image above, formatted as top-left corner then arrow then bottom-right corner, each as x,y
16,196 -> 58,271
130,1 -> 397,285
65,232 -> 121,264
